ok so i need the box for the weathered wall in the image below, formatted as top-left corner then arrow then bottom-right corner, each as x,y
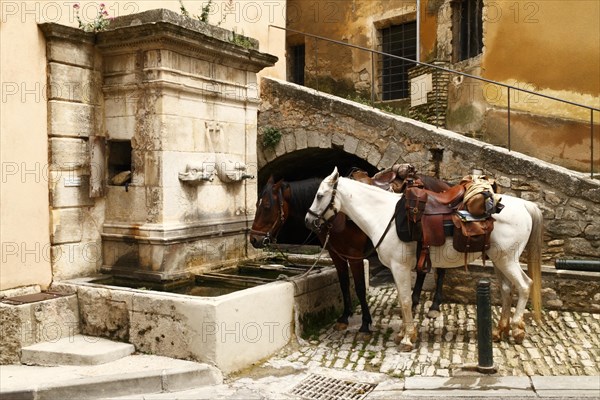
438,0 -> 600,173
285,0 -> 600,173
258,78 -> 600,261
286,0 -> 416,98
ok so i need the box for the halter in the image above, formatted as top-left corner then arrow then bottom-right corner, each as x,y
306,180 -> 338,231
250,186 -> 286,246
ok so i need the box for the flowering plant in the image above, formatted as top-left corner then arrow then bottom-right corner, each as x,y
73,3 -> 111,32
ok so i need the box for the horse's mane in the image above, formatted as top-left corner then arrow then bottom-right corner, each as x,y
287,178 -> 322,213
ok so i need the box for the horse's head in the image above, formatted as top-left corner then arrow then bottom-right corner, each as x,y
305,167 -> 340,231
249,176 -> 289,248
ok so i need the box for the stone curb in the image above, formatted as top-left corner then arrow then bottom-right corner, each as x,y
0,364 -> 223,400
391,375 -> 600,398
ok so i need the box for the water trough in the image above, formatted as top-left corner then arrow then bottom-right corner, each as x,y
53,258 -> 344,374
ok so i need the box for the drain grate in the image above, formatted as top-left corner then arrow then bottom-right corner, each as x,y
0,291 -> 67,306
290,374 -> 377,400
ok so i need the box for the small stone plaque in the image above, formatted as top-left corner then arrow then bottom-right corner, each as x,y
64,176 -> 82,187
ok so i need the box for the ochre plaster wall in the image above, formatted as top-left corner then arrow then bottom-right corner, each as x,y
0,1 -> 286,292
287,0 -> 417,97
0,18 -> 52,290
482,0 -> 599,118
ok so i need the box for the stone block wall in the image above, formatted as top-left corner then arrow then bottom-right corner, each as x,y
441,265 -> 600,313
40,24 -> 105,282
0,295 -> 80,364
258,78 -> 600,261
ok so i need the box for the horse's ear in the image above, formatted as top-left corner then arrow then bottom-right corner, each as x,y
332,167 -> 339,181
267,175 -> 275,185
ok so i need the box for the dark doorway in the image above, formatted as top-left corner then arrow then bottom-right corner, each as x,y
290,44 -> 305,85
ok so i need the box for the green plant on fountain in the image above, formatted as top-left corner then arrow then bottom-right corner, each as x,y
179,0 -> 214,23
179,0 -> 254,49
73,2 -> 111,32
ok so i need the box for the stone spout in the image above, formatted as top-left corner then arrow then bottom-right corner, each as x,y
215,154 -> 253,183
179,163 -> 215,183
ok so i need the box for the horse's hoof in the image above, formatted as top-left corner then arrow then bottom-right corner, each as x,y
334,322 -> 348,331
427,309 -> 441,319
356,331 -> 372,341
513,330 -> 525,344
492,329 -> 501,342
512,326 -> 526,344
399,342 -> 414,352
394,334 -> 402,345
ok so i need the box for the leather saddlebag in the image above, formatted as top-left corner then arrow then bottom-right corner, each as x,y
452,214 -> 494,253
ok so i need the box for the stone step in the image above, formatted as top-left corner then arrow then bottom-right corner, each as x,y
21,334 -> 134,366
1,354 -> 223,400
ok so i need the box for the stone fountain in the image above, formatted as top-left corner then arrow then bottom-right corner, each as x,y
94,10 -> 277,282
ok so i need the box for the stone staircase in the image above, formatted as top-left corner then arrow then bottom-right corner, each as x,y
20,335 -> 135,366
0,294 -> 222,399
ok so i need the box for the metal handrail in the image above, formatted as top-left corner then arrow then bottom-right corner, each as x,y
269,25 -> 599,178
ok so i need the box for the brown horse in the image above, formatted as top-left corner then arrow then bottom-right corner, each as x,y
249,171 -> 450,334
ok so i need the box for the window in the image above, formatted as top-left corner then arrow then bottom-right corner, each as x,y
290,44 -> 305,85
454,0 -> 483,62
380,21 -> 417,100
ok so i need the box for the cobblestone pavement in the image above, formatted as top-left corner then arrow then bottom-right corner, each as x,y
269,270 -> 600,378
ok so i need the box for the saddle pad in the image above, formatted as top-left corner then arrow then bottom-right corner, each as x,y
395,197 -> 412,242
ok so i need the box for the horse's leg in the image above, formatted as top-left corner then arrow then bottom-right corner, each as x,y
492,267 -> 512,342
331,253 -> 353,331
508,267 -> 533,344
493,260 -> 533,344
390,263 -> 416,351
427,268 -> 445,319
349,259 -> 372,334
412,270 -> 426,312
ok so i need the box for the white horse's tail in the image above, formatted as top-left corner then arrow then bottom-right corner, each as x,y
524,201 -> 544,323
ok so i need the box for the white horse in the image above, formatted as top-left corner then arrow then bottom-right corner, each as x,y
306,168 -> 543,351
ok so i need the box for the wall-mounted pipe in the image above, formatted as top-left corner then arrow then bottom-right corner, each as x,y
416,0 -> 420,63
555,259 -> 600,273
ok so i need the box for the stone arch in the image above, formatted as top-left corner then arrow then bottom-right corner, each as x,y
257,147 -> 377,189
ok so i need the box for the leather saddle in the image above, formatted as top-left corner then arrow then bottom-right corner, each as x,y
353,164 -> 423,193
405,179 -> 498,273
405,183 -> 466,272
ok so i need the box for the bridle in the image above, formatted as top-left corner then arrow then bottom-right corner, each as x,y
250,186 -> 287,247
306,180 -> 338,231
307,177 -> 398,259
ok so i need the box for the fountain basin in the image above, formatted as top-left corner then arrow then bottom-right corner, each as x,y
52,263 -> 344,374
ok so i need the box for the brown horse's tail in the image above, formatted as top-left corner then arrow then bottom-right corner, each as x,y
524,201 -> 543,323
